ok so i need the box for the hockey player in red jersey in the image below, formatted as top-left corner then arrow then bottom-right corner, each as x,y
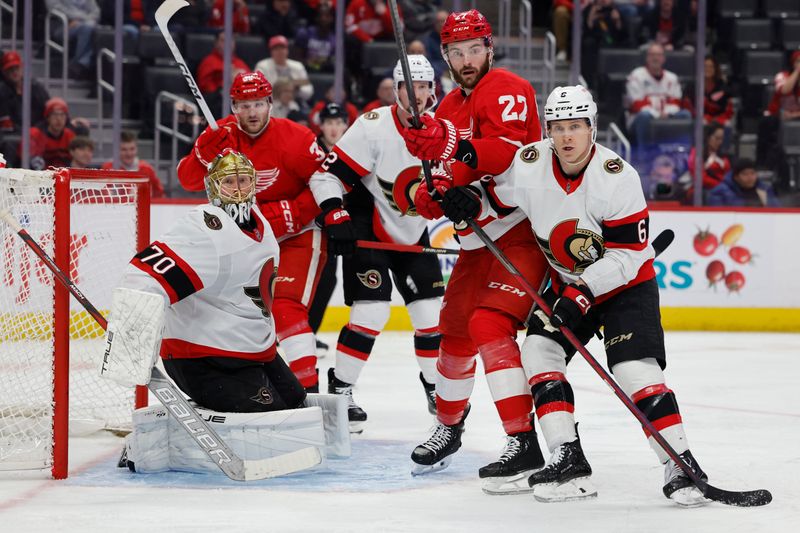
399,10 -> 550,491
177,71 -> 328,393
311,56 -> 445,433
492,85 -> 709,505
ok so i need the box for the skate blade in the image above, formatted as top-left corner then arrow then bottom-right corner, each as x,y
411,456 -> 453,476
482,470 -> 539,495
348,421 -> 365,434
533,476 -> 598,503
669,486 -> 711,507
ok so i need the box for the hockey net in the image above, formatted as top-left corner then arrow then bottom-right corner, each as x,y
0,168 -> 150,478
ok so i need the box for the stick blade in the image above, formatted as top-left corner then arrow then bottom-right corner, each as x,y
702,482 -> 773,507
155,0 -> 189,26
652,229 -> 675,256
242,446 -> 322,481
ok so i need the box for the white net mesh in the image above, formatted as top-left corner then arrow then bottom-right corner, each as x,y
0,168 -> 144,471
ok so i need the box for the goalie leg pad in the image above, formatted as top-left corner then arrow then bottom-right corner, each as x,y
304,393 -> 352,458
100,287 -> 166,387
126,404 -> 326,476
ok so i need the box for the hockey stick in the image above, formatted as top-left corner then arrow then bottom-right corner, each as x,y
465,218 -> 771,507
0,208 -> 321,481
356,239 -> 459,255
155,0 -> 218,130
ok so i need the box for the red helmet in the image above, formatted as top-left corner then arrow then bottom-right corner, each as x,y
230,71 -> 272,101
440,9 -> 493,47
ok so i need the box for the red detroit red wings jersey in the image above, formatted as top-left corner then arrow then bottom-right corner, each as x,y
492,140 -> 656,303
436,68 -> 542,249
177,115 -> 326,230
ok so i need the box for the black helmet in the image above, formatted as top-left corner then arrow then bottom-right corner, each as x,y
319,102 -> 347,124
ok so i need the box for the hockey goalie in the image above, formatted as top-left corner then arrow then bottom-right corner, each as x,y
100,150 -> 349,476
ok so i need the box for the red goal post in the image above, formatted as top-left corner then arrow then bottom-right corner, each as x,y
0,167 -> 150,478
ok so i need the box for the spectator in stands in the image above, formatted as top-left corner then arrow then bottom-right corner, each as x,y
646,153 -> 678,200
686,121 -> 730,202
422,9 -> 448,80
757,51 -> 800,175
296,0 -> 337,23
625,42 -> 690,149
308,85 -> 359,135
167,0 -> 209,32
707,158 -> 779,207
362,77 -> 394,113
45,0 -> 100,80
255,36 -> 314,104
100,0 -> 155,39
271,79 -> 302,119
400,0 -> 437,41
615,0 -> 656,22
346,0 -> 395,43
407,39 -> 426,57
0,51 -> 51,133
257,0 -> 298,41
582,0 -> 627,83
552,0 -> 592,62
197,32 -> 249,116
642,0 -> 689,51
295,4 -> 336,73
702,55 -> 734,147
24,98 -> 75,170
208,0 -> 250,34
102,130 -> 164,198
68,136 -> 95,169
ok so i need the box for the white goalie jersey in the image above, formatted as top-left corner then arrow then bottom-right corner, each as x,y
310,105 -> 429,245
121,204 -> 280,361
492,140 -> 656,302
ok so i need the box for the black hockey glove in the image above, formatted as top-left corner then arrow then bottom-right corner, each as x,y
316,198 -> 356,257
441,186 -> 481,224
550,283 -> 594,331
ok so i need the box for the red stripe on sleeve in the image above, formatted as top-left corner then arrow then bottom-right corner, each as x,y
333,145 -> 371,177
604,208 -> 649,227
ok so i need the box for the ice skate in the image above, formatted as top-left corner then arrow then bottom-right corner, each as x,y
480,428 -> 545,495
411,418 -> 465,476
419,372 -> 437,415
663,450 -> 710,507
528,437 -> 597,502
327,368 -> 367,434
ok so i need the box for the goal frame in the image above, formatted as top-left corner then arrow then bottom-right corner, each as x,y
48,168 -> 150,478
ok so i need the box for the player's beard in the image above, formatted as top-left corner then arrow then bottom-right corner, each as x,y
452,58 -> 490,90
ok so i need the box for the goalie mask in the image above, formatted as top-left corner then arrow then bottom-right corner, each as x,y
393,55 -> 438,114
205,150 -> 257,225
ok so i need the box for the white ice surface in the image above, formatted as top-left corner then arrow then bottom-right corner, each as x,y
1,331 -> 796,532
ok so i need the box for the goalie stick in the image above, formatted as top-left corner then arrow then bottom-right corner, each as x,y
464,217 -> 771,507
155,0 -> 219,130
0,208 -> 321,481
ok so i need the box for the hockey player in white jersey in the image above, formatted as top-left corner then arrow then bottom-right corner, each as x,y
117,150 -> 307,413
311,56 -> 445,432
488,85 -> 709,505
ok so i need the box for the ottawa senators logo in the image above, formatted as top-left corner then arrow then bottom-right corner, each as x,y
377,166 -> 422,216
364,111 -> 379,120
519,145 -> 539,163
604,158 -> 623,174
250,387 -> 273,405
357,269 -> 382,289
537,219 -> 604,274
203,211 -> 222,230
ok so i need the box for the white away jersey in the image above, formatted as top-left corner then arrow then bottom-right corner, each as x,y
492,141 -> 655,301
310,105 -> 430,245
121,204 -> 280,361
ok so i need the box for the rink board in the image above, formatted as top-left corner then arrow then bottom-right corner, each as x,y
141,204 -> 800,332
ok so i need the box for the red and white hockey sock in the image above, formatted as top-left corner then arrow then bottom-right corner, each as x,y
435,335 -> 477,426
478,336 -> 534,435
280,331 -> 318,389
530,371 -> 577,452
334,323 -> 379,385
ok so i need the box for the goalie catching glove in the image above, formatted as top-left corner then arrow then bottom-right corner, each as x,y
550,283 -> 594,330
100,287 -> 166,387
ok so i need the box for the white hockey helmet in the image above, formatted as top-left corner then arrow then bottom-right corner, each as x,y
544,85 -> 598,143
393,55 -> 438,113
